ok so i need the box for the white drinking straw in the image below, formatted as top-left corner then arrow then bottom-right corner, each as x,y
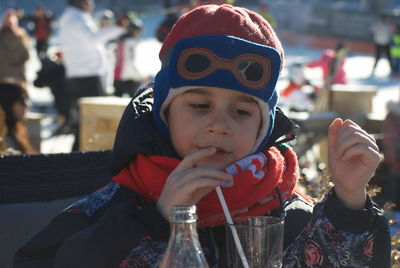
215,185 -> 249,268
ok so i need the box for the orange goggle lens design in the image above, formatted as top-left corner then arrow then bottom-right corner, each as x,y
177,48 -> 272,90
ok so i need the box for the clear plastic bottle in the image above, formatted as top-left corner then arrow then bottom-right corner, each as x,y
159,205 -> 209,268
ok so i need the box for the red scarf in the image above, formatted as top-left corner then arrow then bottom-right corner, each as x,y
113,146 -> 299,227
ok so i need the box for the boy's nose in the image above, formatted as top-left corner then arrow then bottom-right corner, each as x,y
206,111 -> 231,135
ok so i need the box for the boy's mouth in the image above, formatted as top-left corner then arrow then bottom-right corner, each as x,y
197,146 -> 231,161
214,147 -> 227,153
197,146 -> 228,153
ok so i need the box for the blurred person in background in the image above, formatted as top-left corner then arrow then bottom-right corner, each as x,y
59,0 -> 124,98
113,15 -> 148,97
0,82 -> 36,154
0,9 -> 30,85
15,8 -> 29,32
96,9 -> 118,95
306,41 -> 348,89
34,51 -> 72,135
370,14 -> 395,76
116,11 -> 134,28
280,63 -> 320,112
382,96 -> 400,209
390,24 -> 400,78
58,0 -> 125,150
0,108 -> 8,154
156,0 -> 180,43
22,5 -> 53,61
156,12 -> 179,43
96,9 -> 115,28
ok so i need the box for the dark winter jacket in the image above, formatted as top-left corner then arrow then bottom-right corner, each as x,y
14,85 -> 391,268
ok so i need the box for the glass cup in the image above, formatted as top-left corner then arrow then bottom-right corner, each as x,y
226,216 -> 284,268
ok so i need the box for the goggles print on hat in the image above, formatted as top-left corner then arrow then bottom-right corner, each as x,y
153,35 -> 282,152
177,47 -> 272,90
168,35 -> 281,99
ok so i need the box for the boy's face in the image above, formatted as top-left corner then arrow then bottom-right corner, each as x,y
167,87 -> 261,170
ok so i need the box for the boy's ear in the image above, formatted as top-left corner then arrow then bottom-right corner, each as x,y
266,107 -> 299,148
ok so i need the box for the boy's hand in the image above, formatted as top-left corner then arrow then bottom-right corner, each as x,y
328,118 -> 380,209
156,147 -> 233,220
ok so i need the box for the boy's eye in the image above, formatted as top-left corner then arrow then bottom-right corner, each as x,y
234,109 -> 251,116
233,109 -> 251,117
190,103 -> 210,109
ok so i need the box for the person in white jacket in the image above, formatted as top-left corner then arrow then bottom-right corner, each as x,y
370,14 -> 395,76
58,0 -> 125,150
59,0 -> 124,97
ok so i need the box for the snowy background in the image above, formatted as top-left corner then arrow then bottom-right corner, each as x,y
25,16 -> 399,153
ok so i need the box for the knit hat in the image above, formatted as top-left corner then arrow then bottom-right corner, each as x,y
152,4 -> 284,152
159,4 -> 284,63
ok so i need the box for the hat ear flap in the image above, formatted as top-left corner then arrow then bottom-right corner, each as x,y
152,68 -> 171,137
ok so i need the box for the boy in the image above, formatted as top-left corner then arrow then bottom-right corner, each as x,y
14,4 -> 390,268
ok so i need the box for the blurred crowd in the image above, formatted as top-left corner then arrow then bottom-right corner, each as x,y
0,0 -> 149,153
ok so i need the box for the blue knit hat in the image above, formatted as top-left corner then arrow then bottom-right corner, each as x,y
152,4 -> 283,152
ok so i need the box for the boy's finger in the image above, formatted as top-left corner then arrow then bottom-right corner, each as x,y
340,143 -> 381,166
336,121 -> 377,145
328,118 -> 343,150
183,177 -> 220,192
174,147 -> 217,172
334,130 -> 379,159
179,178 -> 220,203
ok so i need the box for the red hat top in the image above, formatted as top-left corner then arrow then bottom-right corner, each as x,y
159,4 -> 284,67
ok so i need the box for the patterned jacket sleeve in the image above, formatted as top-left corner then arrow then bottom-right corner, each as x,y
283,188 -> 391,267
14,182 -> 170,268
